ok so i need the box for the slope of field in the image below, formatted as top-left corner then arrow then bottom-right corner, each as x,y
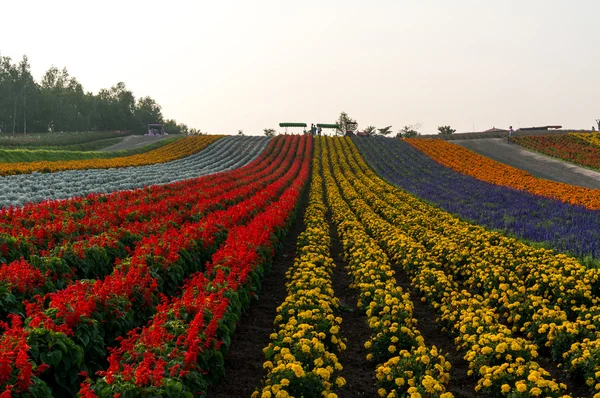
0,137 -> 180,163
0,135 -> 311,396
0,136 -> 269,208
406,138 -> 600,209
352,136 -> 600,259
318,136 -> 596,397
0,135 -> 221,176
455,138 -> 600,188
98,133 -> 184,152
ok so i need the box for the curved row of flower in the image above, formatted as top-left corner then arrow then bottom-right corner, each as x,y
323,137 -> 454,398
353,139 -> 600,395
80,136 -> 312,396
332,137 -> 574,396
0,135 -> 222,176
404,138 -> 600,209
0,137 -> 292,321
572,132 -> 600,148
254,138 -> 346,398
352,136 -> 600,259
0,135 -> 270,208
0,136 -> 309,396
513,134 -> 600,170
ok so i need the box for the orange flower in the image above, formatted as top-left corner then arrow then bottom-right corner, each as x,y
0,135 -> 222,176
405,138 -> 600,210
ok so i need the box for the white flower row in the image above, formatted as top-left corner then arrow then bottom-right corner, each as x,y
0,136 -> 270,208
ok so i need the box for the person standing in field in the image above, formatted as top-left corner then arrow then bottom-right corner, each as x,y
508,126 -> 514,143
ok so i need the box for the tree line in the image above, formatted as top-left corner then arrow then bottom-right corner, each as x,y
0,54 -> 191,135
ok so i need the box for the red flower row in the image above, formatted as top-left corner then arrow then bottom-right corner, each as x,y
82,136 -> 312,396
514,134 -> 600,169
0,138 -> 292,314
0,136 -> 309,396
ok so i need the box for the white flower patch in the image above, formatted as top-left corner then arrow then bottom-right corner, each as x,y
0,136 -> 271,208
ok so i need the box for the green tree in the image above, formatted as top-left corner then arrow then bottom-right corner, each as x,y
437,125 -> 456,135
377,125 -> 393,136
335,112 -> 357,136
136,96 -> 164,132
399,123 -> 422,138
364,125 -> 377,135
263,128 -> 276,137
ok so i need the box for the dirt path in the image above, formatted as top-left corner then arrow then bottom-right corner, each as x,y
98,134 -> 183,152
207,189 -> 308,398
456,138 -> 600,189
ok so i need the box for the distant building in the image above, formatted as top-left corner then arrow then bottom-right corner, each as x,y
482,127 -> 509,134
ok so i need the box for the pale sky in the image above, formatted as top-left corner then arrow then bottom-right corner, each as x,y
3,0 -> 599,135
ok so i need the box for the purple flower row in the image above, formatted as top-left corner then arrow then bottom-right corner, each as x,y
352,136 -> 600,260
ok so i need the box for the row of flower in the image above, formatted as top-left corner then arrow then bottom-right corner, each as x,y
572,132 -> 600,148
0,136 -> 310,396
0,135 -> 222,176
352,136 -> 600,259
333,137 -> 574,396
513,134 -> 600,170
405,138 -> 600,209
254,138 -> 346,398
0,137 -> 292,321
80,135 -> 312,396
322,137 -> 454,398
0,135 -> 270,208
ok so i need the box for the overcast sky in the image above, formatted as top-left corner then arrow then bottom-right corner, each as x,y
3,0 -> 599,135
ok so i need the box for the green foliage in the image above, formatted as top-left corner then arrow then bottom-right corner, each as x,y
364,125 -> 377,135
0,137 -> 180,162
399,124 -> 422,138
335,112 -> 357,136
263,128 -> 276,137
0,53 -> 190,135
377,125 -> 393,136
437,125 -> 456,135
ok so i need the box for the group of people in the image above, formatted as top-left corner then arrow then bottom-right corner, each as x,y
306,123 -> 322,136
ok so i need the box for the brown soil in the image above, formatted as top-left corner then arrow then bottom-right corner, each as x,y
393,272 -> 478,398
329,221 -> 380,397
207,188 -> 309,398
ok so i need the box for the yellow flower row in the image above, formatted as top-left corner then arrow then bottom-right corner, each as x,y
0,135 -> 222,175
342,136 -> 600,395
327,136 -> 570,397
253,139 -> 345,398
571,132 -> 600,147
322,137 -> 453,398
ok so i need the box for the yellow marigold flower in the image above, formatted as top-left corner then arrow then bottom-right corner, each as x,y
501,384 -> 511,393
378,388 -> 387,397
263,361 -> 274,369
516,381 -> 527,393
280,379 -> 290,386
335,377 -> 346,387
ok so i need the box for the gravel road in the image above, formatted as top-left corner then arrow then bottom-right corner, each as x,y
456,138 -> 600,189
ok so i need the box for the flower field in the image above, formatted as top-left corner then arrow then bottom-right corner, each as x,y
0,135 -> 311,396
0,135 -> 221,176
513,134 -> 600,170
353,136 -> 600,259
404,138 -> 600,209
0,136 -> 269,208
572,132 -> 600,148
1,132 -> 600,397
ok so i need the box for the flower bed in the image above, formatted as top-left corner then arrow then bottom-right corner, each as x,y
0,136 -> 270,208
405,138 -> 600,209
0,135 -> 222,176
513,134 -> 600,170
352,136 -> 600,260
